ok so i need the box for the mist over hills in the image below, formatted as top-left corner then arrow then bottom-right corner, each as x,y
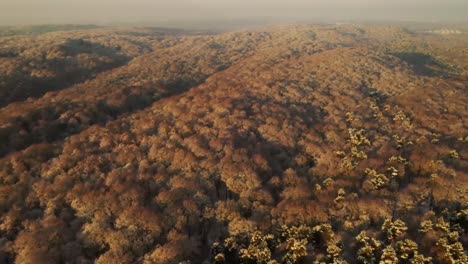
0,24 -> 467,263
1,0 -> 468,25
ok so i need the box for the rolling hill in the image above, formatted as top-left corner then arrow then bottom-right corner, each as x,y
0,24 -> 467,264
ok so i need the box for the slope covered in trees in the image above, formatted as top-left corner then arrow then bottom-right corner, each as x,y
0,25 -> 467,263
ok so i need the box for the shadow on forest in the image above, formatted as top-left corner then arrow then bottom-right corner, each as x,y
392,52 -> 460,77
0,39 -> 132,108
230,93 -> 321,176
0,78 -> 205,158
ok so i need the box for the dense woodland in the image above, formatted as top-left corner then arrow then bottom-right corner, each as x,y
0,24 -> 467,263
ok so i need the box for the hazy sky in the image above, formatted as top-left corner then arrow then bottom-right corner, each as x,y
1,0 -> 467,25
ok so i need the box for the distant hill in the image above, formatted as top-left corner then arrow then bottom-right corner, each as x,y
0,24 -> 101,37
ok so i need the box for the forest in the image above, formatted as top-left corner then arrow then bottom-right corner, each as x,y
0,24 -> 467,263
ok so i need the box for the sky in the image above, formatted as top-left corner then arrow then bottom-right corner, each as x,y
0,0 -> 467,26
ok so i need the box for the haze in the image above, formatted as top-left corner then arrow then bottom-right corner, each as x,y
1,0 -> 467,25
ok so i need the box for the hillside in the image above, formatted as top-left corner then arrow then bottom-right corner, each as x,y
0,25 -> 467,264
